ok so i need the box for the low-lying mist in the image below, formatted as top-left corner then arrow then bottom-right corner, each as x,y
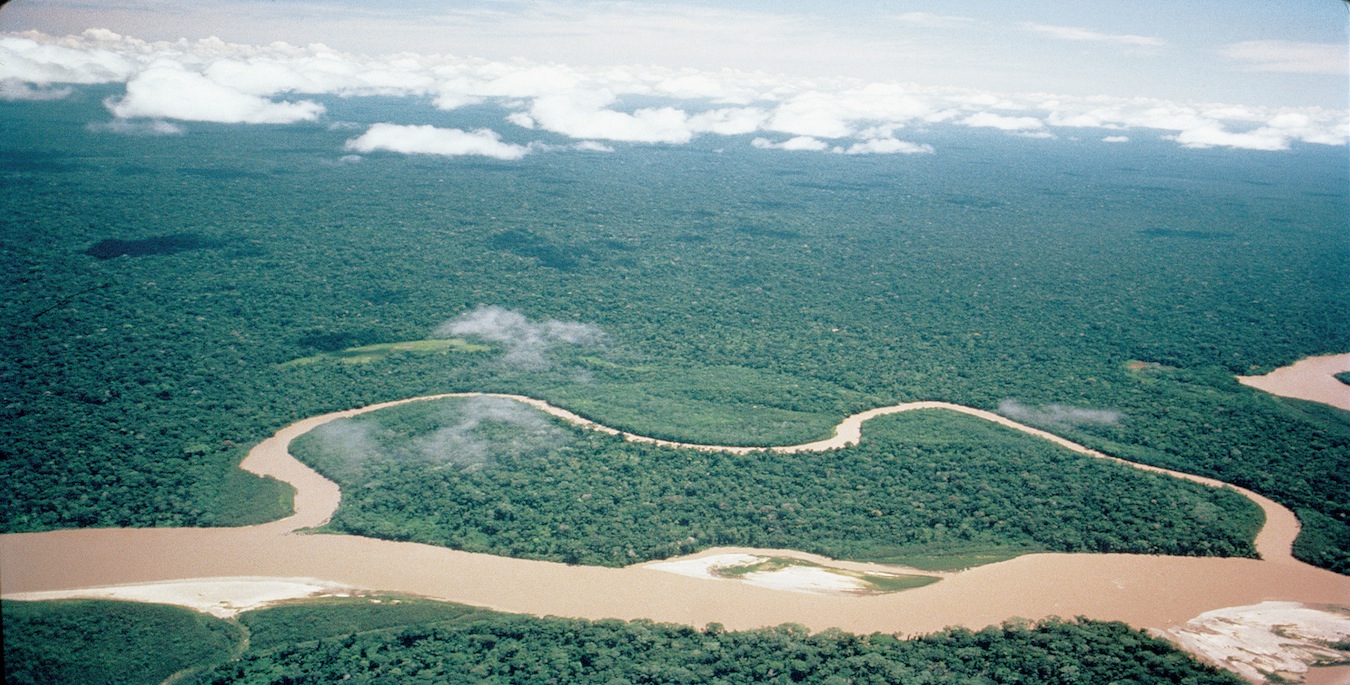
306,395 -> 570,479
434,305 -> 605,370
997,400 -> 1124,427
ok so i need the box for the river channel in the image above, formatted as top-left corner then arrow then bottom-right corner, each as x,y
3,357 -> 1347,640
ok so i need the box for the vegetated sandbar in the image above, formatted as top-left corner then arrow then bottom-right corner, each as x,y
3,371 -> 1347,640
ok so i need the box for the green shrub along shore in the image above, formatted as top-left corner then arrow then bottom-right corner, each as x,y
292,397 -> 1263,567
3,95 -> 1347,577
2,597 -> 1243,685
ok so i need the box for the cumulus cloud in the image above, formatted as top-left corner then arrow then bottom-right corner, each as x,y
107,61 -> 324,123
345,123 -> 530,159
1040,98 -> 1349,150
2,28 -> 1345,153
961,112 -> 1044,131
573,141 -> 614,152
1102,135 -> 1129,143
434,305 -> 604,369
0,32 -> 136,85
688,107 -> 769,135
0,78 -> 73,101
752,136 -> 829,151
1222,41 -> 1347,75
766,91 -> 856,138
521,90 -> 694,143
1020,23 -> 1163,49
837,138 -> 934,155
998,400 -> 1124,427
754,135 -> 933,155
1168,125 -> 1289,152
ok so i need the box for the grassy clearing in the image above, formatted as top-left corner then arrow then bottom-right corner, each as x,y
710,556 -> 940,594
866,548 -> 1034,572
861,573 -> 942,592
280,338 -> 489,368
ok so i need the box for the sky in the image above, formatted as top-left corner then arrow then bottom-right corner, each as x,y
1,0 -> 1346,155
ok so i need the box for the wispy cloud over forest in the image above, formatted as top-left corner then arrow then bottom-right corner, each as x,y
997,400 -> 1124,427
435,305 -> 604,370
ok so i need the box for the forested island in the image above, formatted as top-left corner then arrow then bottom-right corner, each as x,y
291,395 -> 1262,567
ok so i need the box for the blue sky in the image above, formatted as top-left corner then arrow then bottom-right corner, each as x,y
1,1 -> 1345,155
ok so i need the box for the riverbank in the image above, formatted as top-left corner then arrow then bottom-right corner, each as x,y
3,357 -> 1348,683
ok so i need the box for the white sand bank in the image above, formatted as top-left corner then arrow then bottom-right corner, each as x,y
2,576 -> 357,618
644,553 -> 764,580
1166,602 -> 1350,684
740,566 -> 868,594
646,552 -> 883,595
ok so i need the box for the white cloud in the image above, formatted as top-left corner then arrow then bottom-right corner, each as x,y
522,90 -> 693,143
1168,125 -> 1290,152
766,91 -> 855,138
87,119 -> 183,135
433,91 -> 485,110
573,141 -> 613,152
1102,135 -> 1129,143
752,136 -> 828,151
107,61 -> 324,123
654,71 -> 759,103
837,138 -> 934,155
1020,23 -> 1164,48
345,124 -> 530,160
0,32 -> 137,85
0,78 -> 72,100
1222,41 -> 1347,75
475,64 -> 585,99
1040,98 -> 1349,150
687,107 -> 769,135
435,305 -> 604,370
2,28 -> 1345,153
998,400 -> 1124,426
753,135 -> 932,155
961,112 -> 1044,131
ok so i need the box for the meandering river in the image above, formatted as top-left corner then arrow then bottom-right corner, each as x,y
3,358 -> 1347,640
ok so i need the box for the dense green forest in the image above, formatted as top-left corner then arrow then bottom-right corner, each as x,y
2,598 -> 1243,685
291,396 -> 1262,566
2,600 -> 243,685
2,89 -> 1347,574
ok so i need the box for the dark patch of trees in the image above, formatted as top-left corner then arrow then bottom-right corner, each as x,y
2,600 -> 243,685
200,606 -> 1243,685
83,233 -> 221,260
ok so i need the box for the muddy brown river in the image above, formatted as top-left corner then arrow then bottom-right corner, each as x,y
3,360 -> 1348,640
